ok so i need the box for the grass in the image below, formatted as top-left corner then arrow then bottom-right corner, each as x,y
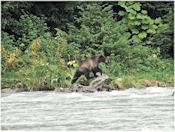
2,67 -> 174,91
2,57 -> 174,91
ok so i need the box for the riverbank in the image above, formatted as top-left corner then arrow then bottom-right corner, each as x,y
1,74 -> 173,94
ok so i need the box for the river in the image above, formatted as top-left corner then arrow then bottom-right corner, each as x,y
1,87 -> 174,131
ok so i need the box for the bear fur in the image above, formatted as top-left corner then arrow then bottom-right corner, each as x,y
71,54 -> 107,84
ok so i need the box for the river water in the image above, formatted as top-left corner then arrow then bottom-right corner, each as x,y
1,87 -> 174,131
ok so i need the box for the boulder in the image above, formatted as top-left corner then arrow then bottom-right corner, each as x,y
55,74 -> 116,93
1,82 -> 28,93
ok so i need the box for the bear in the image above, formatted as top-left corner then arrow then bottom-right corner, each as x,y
71,54 -> 107,84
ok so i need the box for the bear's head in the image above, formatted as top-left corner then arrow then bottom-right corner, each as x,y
98,54 -> 108,64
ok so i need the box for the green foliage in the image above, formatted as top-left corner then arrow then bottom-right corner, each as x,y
1,1 -> 174,90
118,1 -> 161,43
121,76 -> 137,89
67,2 -> 116,56
1,2 -> 33,31
16,13 -> 48,51
1,32 -> 15,50
147,23 -> 173,58
142,1 -> 174,58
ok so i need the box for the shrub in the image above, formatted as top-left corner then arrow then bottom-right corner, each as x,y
16,13 -> 48,51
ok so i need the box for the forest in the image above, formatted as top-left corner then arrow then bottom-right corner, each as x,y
1,1 -> 174,91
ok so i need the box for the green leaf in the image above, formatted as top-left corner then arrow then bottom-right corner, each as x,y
150,25 -> 158,30
133,3 -> 141,11
102,5 -> 113,12
131,10 -> 137,15
141,25 -> 149,30
142,18 -> 149,24
127,8 -> 136,15
132,35 -> 141,42
155,17 -> 162,24
122,17 -> 128,23
118,11 -> 125,16
136,13 -> 143,19
134,21 -> 141,25
131,28 -> 139,34
125,32 -> 131,39
141,10 -> 147,14
149,19 -> 154,24
128,13 -> 135,20
128,20 -> 136,26
138,32 -> 147,39
118,1 -> 126,8
127,1 -> 134,5
147,29 -> 156,34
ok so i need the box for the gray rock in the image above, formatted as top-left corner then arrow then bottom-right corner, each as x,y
55,87 -> 72,93
55,74 -> 117,93
1,87 -> 27,93
2,82 -> 28,93
1,88 -> 15,93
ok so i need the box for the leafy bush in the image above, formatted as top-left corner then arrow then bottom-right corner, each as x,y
15,13 -> 48,51
118,1 -> 161,43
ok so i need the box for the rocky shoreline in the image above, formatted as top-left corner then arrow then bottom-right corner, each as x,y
1,75 -> 174,94
55,75 -> 117,93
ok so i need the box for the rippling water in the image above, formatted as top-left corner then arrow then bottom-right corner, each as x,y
1,87 -> 174,131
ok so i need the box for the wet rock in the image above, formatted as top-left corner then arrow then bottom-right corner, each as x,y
1,88 -> 15,93
55,87 -> 73,93
70,75 -> 115,93
1,81 -> 28,93
1,86 -> 28,93
54,74 -> 115,93
82,87 -> 96,93
103,84 -> 115,91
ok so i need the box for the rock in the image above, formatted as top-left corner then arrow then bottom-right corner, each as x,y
55,87 -> 72,93
14,87 -> 27,92
16,82 -> 27,89
1,81 -> 28,93
55,74 -> 116,93
103,84 -> 115,91
158,82 -> 166,87
1,87 -> 27,93
139,79 -> 171,87
139,79 -> 156,87
33,81 -> 52,91
82,87 -> 96,93
1,88 -> 15,93
55,75 -> 112,93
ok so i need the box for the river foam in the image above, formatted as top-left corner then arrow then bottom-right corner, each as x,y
1,87 -> 174,131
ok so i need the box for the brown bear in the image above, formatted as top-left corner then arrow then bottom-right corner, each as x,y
71,54 -> 107,84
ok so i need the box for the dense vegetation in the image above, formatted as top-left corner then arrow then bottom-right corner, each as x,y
1,1 -> 174,90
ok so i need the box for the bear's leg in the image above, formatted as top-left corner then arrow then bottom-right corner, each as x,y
71,72 -> 81,84
85,72 -> 91,80
93,71 -> 98,77
96,67 -> 102,75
